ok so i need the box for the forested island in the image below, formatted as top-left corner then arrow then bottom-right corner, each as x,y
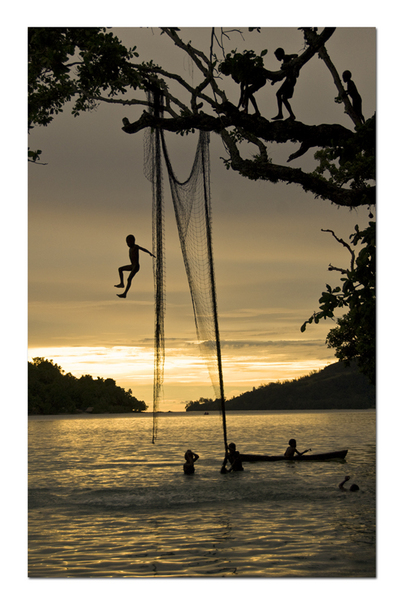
185,361 -> 375,412
28,357 -> 148,415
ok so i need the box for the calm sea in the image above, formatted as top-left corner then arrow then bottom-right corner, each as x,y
28,410 -> 375,579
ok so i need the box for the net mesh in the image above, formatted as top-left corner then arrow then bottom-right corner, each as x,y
143,93 -> 165,444
144,91 -> 227,450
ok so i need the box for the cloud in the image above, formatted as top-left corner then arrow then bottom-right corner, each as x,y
27,27 -> 375,410
219,339 -> 327,349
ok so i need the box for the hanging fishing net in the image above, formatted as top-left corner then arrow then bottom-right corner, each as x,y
144,91 -> 227,449
143,93 -> 165,444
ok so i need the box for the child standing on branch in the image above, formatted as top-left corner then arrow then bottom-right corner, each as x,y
115,234 -> 155,298
271,47 -> 299,121
219,49 -> 269,116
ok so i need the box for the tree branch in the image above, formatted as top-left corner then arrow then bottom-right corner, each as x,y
327,264 -> 348,275
302,28 -> 362,127
121,109 -> 375,207
220,134 -> 374,207
122,105 -> 354,147
322,228 -> 356,269
262,27 -> 337,84
159,27 -> 227,105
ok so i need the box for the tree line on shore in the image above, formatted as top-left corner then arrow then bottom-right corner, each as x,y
28,357 -> 148,415
185,361 -> 375,412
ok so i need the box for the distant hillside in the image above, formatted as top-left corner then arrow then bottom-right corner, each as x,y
185,361 -> 376,411
28,357 -> 148,415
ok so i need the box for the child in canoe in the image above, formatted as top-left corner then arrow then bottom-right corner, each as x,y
284,439 -> 311,458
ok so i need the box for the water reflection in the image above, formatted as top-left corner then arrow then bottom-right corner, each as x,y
29,411 -> 375,577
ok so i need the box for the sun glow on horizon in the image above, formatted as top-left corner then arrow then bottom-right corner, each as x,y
27,345 -> 335,410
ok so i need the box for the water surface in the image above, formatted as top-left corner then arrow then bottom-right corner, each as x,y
28,410 -> 376,577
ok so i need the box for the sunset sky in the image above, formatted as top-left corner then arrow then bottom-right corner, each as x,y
27,26 -> 376,412
3,8 -> 396,596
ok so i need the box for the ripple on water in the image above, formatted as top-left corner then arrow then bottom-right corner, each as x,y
28,411 -> 376,577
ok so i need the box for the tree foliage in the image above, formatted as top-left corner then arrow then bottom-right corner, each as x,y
185,362 -> 375,411
301,221 -> 375,384
28,28 -> 141,126
185,397 -> 215,411
28,26 -> 374,208
28,357 -> 148,414
28,27 -> 142,161
218,48 -> 268,82
28,27 -> 376,382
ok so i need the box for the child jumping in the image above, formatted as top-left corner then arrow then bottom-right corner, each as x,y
115,234 -> 155,298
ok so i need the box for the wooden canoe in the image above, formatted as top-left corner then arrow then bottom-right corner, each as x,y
240,449 -> 348,462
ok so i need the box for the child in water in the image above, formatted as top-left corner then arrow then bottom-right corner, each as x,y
221,442 -> 244,473
339,475 -> 360,491
115,234 -> 155,298
284,438 -> 311,458
183,449 -> 199,475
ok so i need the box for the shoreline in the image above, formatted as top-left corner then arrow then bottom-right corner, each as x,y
28,408 -> 376,420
